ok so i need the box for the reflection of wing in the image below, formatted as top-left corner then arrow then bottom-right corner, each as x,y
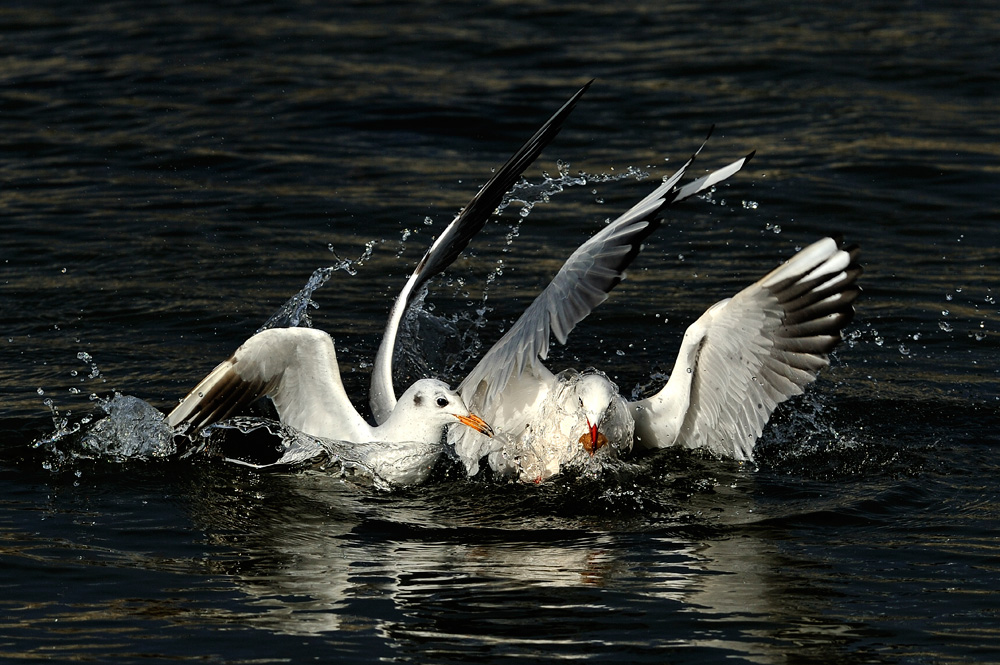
631,237 -> 861,460
168,328 -> 370,440
370,82 -> 592,424
458,147 -> 755,414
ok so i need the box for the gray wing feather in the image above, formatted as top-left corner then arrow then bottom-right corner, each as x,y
459,147 -> 755,412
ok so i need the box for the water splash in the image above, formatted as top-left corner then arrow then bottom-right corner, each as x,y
214,417 -> 443,490
259,241 -> 376,331
34,392 -> 175,470
485,369 -> 635,483
32,350 -> 116,463
393,284 -> 490,386
497,161 -> 647,220
78,394 -> 175,461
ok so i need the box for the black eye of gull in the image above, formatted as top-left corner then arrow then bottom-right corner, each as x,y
436,397 -> 449,408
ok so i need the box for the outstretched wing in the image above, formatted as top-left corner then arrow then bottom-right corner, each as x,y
630,236 -> 862,460
168,327 -> 370,440
370,82 -> 592,423
458,145 -> 755,414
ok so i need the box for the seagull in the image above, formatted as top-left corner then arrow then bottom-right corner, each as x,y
166,328 -> 494,483
166,83 -> 593,481
368,91 -> 860,482
456,235 -> 859,482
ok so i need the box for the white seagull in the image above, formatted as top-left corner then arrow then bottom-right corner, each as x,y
166,328 -> 493,483
369,95 -> 860,483
166,83 -> 593,482
459,234 -> 859,482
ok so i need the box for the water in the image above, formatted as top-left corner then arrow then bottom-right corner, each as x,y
2,0 -> 999,663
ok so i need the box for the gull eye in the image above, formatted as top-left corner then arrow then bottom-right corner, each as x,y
436,397 -> 449,408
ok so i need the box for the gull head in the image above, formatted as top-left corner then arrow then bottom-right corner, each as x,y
401,379 -> 494,439
575,373 -> 616,455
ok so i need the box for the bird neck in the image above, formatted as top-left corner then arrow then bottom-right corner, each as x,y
376,400 -> 447,445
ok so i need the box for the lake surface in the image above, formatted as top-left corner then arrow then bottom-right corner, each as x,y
1,1 -> 998,663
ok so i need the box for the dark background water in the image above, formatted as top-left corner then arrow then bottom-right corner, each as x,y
1,1 -> 998,663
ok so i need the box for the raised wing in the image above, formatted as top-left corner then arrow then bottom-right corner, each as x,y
370,82 -> 592,423
631,236 -> 862,460
168,327 -> 370,440
458,145 -> 755,414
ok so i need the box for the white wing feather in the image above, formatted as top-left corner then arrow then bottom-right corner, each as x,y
631,237 -> 861,460
168,328 -> 371,440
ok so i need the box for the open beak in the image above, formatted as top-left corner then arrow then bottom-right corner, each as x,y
455,413 -> 494,438
579,420 -> 608,455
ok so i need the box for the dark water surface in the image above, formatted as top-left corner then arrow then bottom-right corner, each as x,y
2,1 -> 999,663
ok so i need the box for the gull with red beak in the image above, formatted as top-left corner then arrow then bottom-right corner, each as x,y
577,373 -> 615,455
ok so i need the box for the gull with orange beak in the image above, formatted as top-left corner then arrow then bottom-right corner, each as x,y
167,327 -> 493,485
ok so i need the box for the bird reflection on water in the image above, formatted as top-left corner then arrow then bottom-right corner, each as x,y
181,462 -> 815,664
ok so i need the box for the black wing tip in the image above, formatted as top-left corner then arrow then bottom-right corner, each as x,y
409,82 -> 593,291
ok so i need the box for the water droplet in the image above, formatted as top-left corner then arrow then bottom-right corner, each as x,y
36,388 -> 45,396
898,344 -> 910,356
941,309 -> 950,316
938,321 -> 953,333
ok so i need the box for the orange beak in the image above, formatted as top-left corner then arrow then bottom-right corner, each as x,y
455,413 -> 494,438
